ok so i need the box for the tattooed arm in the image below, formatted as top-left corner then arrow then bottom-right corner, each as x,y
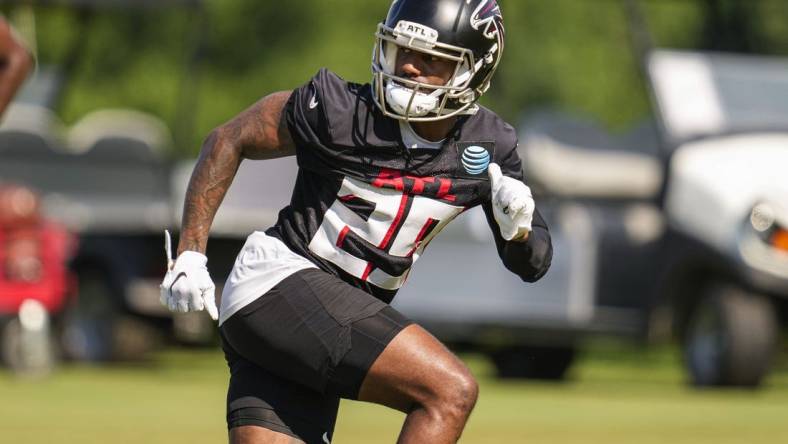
0,18 -> 34,117
177,91 -> 294,254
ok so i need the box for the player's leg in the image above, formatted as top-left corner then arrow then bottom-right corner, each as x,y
221,267 -> 389,443
221,326 -> 341,444
354,322 -> 479,444
221,268 -> 477,443
283,269 -> 478,443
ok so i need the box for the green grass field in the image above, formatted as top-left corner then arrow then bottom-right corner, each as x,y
1,343 -> 786,444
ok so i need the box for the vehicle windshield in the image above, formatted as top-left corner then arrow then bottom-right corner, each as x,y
648,49 -> 788,144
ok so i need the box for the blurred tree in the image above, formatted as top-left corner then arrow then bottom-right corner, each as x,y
6,0 -> 788,157
699,0 -> 765,52
492,0 -> 650,130
201,1 -> 316,72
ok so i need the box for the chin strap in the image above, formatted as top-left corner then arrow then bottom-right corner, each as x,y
455,104 -> 480,116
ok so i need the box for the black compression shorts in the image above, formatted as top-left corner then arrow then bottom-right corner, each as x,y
220,268 -> 413,443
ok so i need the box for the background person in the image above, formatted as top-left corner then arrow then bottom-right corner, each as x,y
0,16 -> 33,117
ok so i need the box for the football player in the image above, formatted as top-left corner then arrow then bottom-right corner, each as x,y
161,1 -> 552,443
0,16 -> 34,117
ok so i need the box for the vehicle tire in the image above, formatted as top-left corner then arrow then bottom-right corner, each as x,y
1,313 -> 56,377
684,283 -> 777,387
110,315 -> 161,362
490,345 -> 576,380
60,269 -> 119,361
60,269 -> 159,362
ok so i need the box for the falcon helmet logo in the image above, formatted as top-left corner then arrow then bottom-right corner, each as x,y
468,0 -> 504,40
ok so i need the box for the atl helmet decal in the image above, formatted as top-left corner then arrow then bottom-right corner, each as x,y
468,0 -> 504,40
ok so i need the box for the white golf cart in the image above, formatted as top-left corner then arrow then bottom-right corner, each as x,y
516,48 -> 788,387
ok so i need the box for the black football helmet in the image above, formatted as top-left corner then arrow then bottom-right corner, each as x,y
372,0 -> 505,121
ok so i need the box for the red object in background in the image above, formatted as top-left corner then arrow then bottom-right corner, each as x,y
0,184 -> 40,228
0,183 -> 77,314
5,230 -> 43,282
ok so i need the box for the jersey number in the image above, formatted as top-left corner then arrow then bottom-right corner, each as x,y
308,174 -> 464,290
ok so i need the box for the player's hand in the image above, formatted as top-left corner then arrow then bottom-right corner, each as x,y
159,231 -> 218,321
488,163 -> 534,242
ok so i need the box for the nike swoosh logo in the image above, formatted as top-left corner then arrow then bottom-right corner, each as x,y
309,93 -> 319,110
169,272 -> 188,292
322,432 -> 331,443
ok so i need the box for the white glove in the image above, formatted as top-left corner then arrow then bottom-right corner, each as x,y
159,230 -> 218,321
488,163 -> 535,241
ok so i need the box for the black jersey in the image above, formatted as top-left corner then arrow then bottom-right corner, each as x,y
267,69 -> 551,303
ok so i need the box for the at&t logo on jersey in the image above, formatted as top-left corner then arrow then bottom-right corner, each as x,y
460,144 -> 492,175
